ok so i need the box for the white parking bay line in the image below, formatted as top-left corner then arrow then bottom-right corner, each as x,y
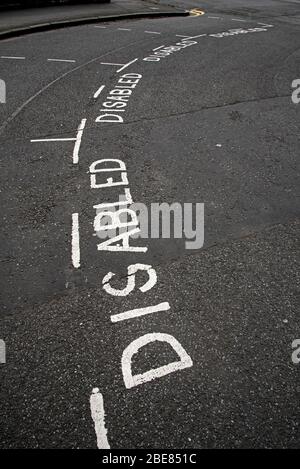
117,58 -> 138,73
176,34 -> 206,40
90,389 -> 110,449
0,56 -> 25,60
257,22 -> 274,27
101,62 -> 124,67
71,213 -> 80,269
31,137 -> 76,142
101,59 -> 139,73
93,85 -> 105,99
111,302 -> 170,323
47,58 -> 76,63
189,34 -> 207,39
73,118 -> 87,164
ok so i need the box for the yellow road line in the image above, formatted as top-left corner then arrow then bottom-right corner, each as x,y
190,8 -> 205,16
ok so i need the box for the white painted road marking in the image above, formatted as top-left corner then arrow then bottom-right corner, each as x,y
31,137 -> 76,143
189,34 -> 207,39
117,58 -> 138,73
73,118 -> 87,164
71,213 -> 80,269
0,56 -> 25,60
176,34 -> 206,41
231,18 -> 246,22
90,388 -> 110,449
94,73 -> 142,124
101,62 -> 124,67
144,31 -> 161,34
103,264 -> 157,297
122,333 -> 193,389
111,302 -> 170,323
0,339 -> 6,364
153,45 -> 165,51
257,22 -> 274,27
93,84 -> 105,99
118,28 -> 131,31
47,58 -> 76,63
143,37 -> 200,62
208,16 -> 221,19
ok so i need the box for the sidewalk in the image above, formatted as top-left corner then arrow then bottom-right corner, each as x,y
0,0 -> 188,39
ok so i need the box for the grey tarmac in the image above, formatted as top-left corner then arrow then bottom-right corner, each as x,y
0,0 -> 299,449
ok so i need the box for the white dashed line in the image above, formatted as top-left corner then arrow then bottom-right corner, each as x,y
231,18 -> 246,22
0,56 -> 25,60
208,16 -> 220,19
118,28 -> 131,31
144,31 -> 161,34
71,213 -> 80,269
94,25 -> 107,28
93,85 -> 105,99
73,118 -> 86,164
47,58 -> 76,63
90,389 -> 110,449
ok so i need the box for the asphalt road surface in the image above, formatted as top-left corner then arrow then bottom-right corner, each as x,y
0,0 -> 299,449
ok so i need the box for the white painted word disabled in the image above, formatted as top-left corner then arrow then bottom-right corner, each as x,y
90,158 -> 204,250
94,200 -> 204,250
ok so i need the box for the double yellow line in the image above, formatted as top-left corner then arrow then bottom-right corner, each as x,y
189,8 -> 205,16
